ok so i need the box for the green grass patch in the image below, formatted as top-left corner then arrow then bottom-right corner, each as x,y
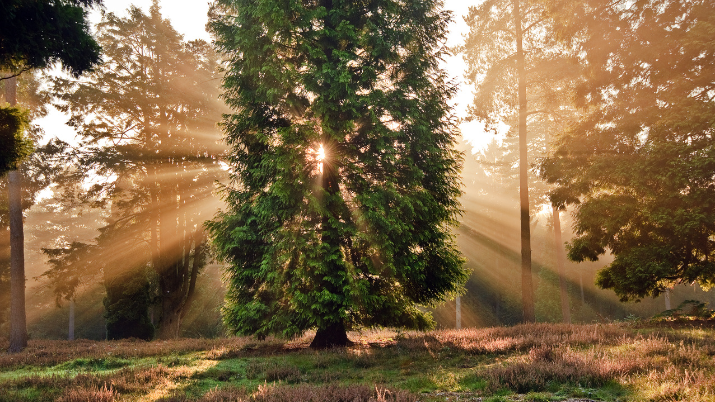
2,323 -> 715,401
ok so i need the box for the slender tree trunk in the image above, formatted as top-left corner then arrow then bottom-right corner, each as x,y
553,206 -> 571,324
8,170 -> 26,352
158,305 -> 182,339
515,0 -> 534,323
664,288 -> 672,310
68,299 -> 75,341
456,296 -> 462,329
7,76 -> 27,353
149,163 -> 160,275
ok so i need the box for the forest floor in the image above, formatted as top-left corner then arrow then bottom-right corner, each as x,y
1,321 -> 714,402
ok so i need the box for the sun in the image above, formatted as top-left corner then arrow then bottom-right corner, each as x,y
317,144 -> 326,162
309,143 -> 326,174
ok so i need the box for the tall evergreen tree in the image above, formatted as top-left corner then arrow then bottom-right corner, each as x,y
53,2 -> 225,339
209,0 -> 467,347
540,0 -> 715,301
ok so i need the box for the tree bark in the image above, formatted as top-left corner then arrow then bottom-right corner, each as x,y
8,170 -> 26,352
456,296 -> 462,329
664,288 -> 672,310
515,0 -> 534,323
158,303 -> 181,339
7,76 -> 27,353
310,321 -> 352,349
68,299 -> 75,341
553,206 -> 571,324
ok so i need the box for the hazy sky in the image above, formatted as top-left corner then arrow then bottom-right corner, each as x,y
38,0 -> 489,151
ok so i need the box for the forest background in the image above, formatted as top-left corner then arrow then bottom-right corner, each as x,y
1,0 -> 713,342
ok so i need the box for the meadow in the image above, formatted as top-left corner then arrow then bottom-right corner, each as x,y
1,322 -> 714,402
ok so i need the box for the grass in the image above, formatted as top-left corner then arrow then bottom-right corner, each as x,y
1,322 -> 715,401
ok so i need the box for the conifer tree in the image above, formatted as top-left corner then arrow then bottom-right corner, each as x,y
53,2 -> 225,339
209,0 -> 467,347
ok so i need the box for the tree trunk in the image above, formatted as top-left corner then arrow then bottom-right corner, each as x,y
456,296 -> 462,329
8,170 -> 26,352
310,321 -> 352,349
158,303 -> 181,339
68,299 -> 75,341
664,288 -> 672,310
515,0 -> 534,323
553,206 -> 571,324
7,76 -> 27,353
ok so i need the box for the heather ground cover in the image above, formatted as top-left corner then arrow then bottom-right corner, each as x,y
1,322 -> 714,401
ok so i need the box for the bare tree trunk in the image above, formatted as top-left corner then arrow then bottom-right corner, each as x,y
664,288 -> 672,310
68,299 -> 75,341
6,76 -> 27,353
515,0 -> 534,323
8,170 -> 26,352
553,206 -> 571,324
456,296 -> 462,329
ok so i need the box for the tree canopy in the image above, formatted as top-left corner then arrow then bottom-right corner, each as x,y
209,0 -> 468,347
0,0 -> 102,77
540,0 -> 715,301
0,106 -> 32,175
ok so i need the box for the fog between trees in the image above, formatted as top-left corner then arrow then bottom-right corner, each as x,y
2,0 -> 715,344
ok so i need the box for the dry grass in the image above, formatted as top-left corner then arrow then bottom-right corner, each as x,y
57,383 -> 117,402
393,323 -> 634,354
158,384 -> 417,402
2,323 -> 715,401
0,335 -> 307,369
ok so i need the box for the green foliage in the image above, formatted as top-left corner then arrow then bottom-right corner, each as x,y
654,299 -> 715,321
540,0 -> 715,301
0,0 -> 102,76
534,268 -> 562,323
103,268 -> 155,341
209,0 -> 467,340
0,105 -> 32,175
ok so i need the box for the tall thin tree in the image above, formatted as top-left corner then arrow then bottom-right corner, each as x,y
5,77 -> 27,352
462,0 -> 579,323
1,0 -> 103,353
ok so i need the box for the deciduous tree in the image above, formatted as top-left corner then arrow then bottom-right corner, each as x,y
540,0 -> 715,301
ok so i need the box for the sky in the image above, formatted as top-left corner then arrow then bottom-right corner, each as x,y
37,0 -> 490,151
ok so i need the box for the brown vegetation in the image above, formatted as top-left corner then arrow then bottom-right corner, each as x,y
0,336 -> 291,369
2,323 -> 715,401
159,384 -> 417,402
